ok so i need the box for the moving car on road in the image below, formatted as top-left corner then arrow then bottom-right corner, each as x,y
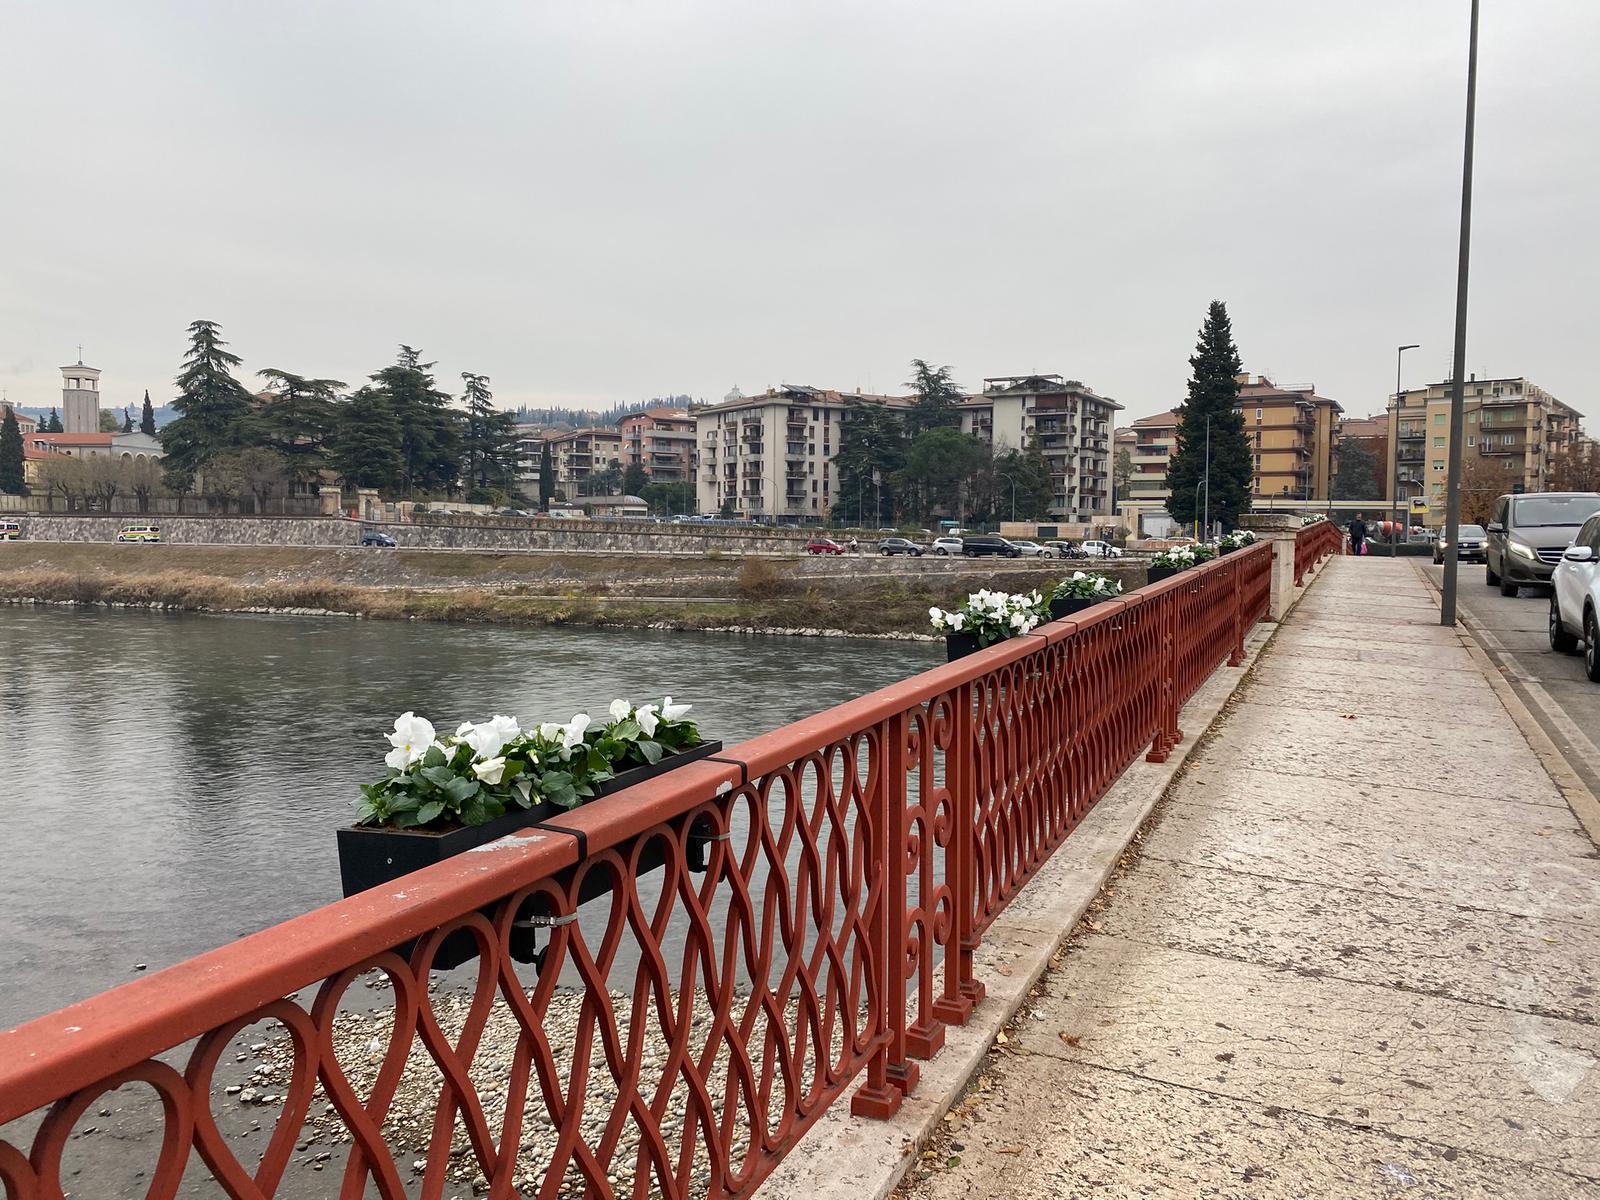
1007,540 -> 1046,557
1079,540 -> 1122,558
960,535 -> 1022,558
805,538 -> 845,555
116,525 -> 162,543
1485,492 -> 1600,597
1433,523 -> 1487,565
930,536 -> 964,555
361,531 -> 398,547
1549,511 -> 1600,682
0,519 -> 22,541
877,537 -> 924,556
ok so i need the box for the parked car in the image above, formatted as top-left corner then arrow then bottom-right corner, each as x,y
1485,492 -> 1600,596
930,536 -> 964,555
115,525 -> 162,543
1007,540 -> 1046,557
1433,523 -> 1486,565
0,519 -> 22,541
960,535 -> 1022,558
805,538 -> 845,555
361,531 -> 398,547
1079,540 -> 1123,559
1550,511 -> 1600,682
878,537 -> 924,557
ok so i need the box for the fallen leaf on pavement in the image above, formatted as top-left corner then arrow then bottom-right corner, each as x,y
996,1146 -> 1024,1155
995,1031 -> 1008,1045
1059,1032 -> 1082,1047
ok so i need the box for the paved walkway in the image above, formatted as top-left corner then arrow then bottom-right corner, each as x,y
905,557 -> 1600,1198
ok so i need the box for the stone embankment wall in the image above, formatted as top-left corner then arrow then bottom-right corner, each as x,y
8,514 -> 817,555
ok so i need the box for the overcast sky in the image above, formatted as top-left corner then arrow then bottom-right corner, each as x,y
2,0 -> 1596,424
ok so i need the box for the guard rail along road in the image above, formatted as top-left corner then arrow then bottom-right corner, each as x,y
0,532 -> 1336,1200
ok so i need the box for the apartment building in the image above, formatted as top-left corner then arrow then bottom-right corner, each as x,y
618,408 -> 697,482
544,427 -> 623,496
1124,409 -> 1179,513
958,376 -> 1122,521
694,385 -> 909,520
1236,377 -> 1342,502
1388,376 -> 1585,519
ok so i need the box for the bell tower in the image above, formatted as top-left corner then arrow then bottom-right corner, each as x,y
60,354 -> 101,434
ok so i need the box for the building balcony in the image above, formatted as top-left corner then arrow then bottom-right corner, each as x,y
1397,450 -> 1424,464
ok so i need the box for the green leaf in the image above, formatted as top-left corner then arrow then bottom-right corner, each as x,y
442,776 -> 480,804
421,765 -> 456,788
416,800 -> 445,825
387,791 -> 421,813
611,718 -> 641,742
634,739 -> 664,765
392,809 -> 422,829
423,745 -> 447,769
539,770 -> 573,791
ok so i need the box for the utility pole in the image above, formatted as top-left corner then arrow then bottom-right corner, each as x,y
1392,344 -> 1419,546
1440,0 -> 1479,627
1203,414 -> 1212,538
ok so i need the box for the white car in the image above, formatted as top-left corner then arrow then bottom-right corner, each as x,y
1549,511 -> 1600,683
1079,540 -> 1123,558
930,536 -> 964,555
1007,540 -> 1046,557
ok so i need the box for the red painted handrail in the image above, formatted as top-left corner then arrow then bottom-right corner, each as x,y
0,542 -> 1276,1200
1293,519 -> 1343,586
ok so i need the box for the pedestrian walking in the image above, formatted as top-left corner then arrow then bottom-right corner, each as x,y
1347,514 -> 1368,556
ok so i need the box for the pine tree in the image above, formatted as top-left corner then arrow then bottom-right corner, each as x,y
538,439 -> 555,509
0,406 -> 25,494
370,346 -> 459,495
254,369 -> 343,490
328,387 -> 404,490
139,391 -> 157,436
1165,301 -> 1253,530
459,372 -> 518,494
45,408 -> 63,433
121,407 -> 134,433
160,319 -> 254,478
833,398 -> 909,523
905,359 -> 965,436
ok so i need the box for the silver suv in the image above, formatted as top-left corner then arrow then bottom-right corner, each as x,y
1485,492 -> 1600,597
930,536 -> 964,555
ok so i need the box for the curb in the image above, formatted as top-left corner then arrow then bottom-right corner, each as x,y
1409,562 -> 1600,849
758,591 -> 1301,1200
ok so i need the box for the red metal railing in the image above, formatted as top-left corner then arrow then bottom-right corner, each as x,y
0,543 -> 1276,1200
1293,519 -> 1344,586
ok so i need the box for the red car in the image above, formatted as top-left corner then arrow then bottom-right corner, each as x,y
805,538 -> 846,555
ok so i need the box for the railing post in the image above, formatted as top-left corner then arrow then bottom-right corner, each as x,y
1146,589 -> 1182,763
1228,553 -> 1246,666
933,680 -> 982,1026
851,711 -> 915,1117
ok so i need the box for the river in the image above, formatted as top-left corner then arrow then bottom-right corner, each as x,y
0,607 -> 940,1029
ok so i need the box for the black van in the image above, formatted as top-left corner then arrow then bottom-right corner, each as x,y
960,535 -> 1022,558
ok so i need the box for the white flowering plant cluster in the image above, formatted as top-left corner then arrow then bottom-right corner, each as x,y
1052,571 -> 1123,601
356,698 -> 701,829
1150,545 -> 1199,570
1218,529 -> 1258,551
928,588 -> 1045,647
1189,541 -> 1218,563
1300,514 -> 1328,527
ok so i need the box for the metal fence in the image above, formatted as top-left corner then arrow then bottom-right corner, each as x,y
1294,519 -> 1344,587
0,541 -> 1295,1200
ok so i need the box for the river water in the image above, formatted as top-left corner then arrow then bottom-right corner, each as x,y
0,607 -> 940,1029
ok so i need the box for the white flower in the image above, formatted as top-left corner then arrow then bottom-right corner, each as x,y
536,722 -> 564,742
561,714 -> 590,752
608,698 -> 632,723
660,696 -> 692,723
454,714 -> 520,761
514,777 -> 533,803
385,712 -> 435,770
472,756 -> 509,785
1071,571 -> 1086,581
1010,612 -> 1028,630
635,703 -> 660,737
948,612 -> 965,631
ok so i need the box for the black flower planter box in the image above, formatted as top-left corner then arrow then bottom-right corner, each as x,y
1146,565 -> 1187,584
337,740 -> 722,969
945,631 -> 985,661
1048,596 -> 1101,620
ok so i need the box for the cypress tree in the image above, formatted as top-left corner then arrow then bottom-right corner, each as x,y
45,407 -> 63,433
0,406 -> 25,494
122,407 -> 135,433
1165,301 -> 1253,531
539,439 -> 555,510
139,390 -> 157,436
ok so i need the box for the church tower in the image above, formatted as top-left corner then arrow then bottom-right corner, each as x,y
60,357 -> 101,434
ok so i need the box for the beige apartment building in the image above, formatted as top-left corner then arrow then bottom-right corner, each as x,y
1388,376 -> 1584,522
958,375 -> 1122,521
694,385 -> 909,520
618,408 -> 696,482
1236,377 -> 1342,502
544,427 -> 623,496
1125,409 -> 1178,513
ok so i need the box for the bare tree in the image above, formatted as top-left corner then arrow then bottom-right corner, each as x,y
126,458 -> 165,513
82,457 -> 124,512
37,460 -> 88,512
1457,452 -> 1510,526
1549,442 -> 1600,493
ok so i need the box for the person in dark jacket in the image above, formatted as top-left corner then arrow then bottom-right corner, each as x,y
1347,514 -> 1368,555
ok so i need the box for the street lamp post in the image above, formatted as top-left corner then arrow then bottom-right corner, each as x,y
1392,344 -> 1419,545
1440,0 -> 1480,628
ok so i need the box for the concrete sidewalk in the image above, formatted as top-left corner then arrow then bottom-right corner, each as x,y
903,556 -> 1600,1199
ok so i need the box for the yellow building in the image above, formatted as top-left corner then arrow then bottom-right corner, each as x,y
1387,376 -> 1585,523
1235,377 -> 1342,502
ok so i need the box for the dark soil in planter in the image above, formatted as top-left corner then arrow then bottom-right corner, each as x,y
1048,596 -> 1101,620
337,739 -> 722,969
1146,565 -> 1187,584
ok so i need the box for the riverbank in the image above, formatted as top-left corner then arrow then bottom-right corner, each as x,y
0,544 -> 1141,637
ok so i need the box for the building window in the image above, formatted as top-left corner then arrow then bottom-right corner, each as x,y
1467,436 -> 1475,447
1433,436 -> 1445,448
1255,409 -> 1262,422
1434,413 -> 1445,425
1502,434 -> 1514,446
1468,412 -> 1477,424
1505,460 -> 1517,470
1432,461 -> 1444,472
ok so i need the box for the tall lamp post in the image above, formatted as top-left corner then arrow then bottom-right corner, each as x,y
1391,344 -> 1419,545
1440,0 -> 1480,628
